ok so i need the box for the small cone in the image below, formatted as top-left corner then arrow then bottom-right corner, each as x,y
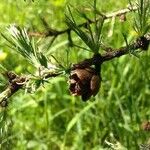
69,67 -> 101,101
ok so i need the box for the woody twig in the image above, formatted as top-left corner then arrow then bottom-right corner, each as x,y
28,5 -> 137,37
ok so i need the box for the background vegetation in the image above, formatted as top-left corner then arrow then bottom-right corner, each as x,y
0,0 -> 150,149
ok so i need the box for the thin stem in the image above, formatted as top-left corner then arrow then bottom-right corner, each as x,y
28,5 -> 138,37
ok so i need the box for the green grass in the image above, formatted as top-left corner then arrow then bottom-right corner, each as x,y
0,0 -> 150,149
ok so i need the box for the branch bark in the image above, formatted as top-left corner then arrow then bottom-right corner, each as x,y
28,5 -> 137,37
0,34 -> 149,107
1,6 -> 149,107
73,35 -> 150,68
0,71 -> 61,107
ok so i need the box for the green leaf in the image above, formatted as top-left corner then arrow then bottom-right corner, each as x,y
66,101 -> 97,132
65,15 -> 95,51
0,64 -> 6,72
133,0 -> 150,35
2,25 -> 49,68
38,53 -> 48,68
65,4 -> 104,53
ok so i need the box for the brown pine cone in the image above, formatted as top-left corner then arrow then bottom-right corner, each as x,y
69,67 -> 101,101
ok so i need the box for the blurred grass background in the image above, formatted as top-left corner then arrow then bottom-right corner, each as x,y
0,0 -> 150,149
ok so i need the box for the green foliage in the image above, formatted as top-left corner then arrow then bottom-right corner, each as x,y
133,0 -> 150,35
1,26 -> 48,68
0,0 -> 150,149
65,1 -> 104,54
